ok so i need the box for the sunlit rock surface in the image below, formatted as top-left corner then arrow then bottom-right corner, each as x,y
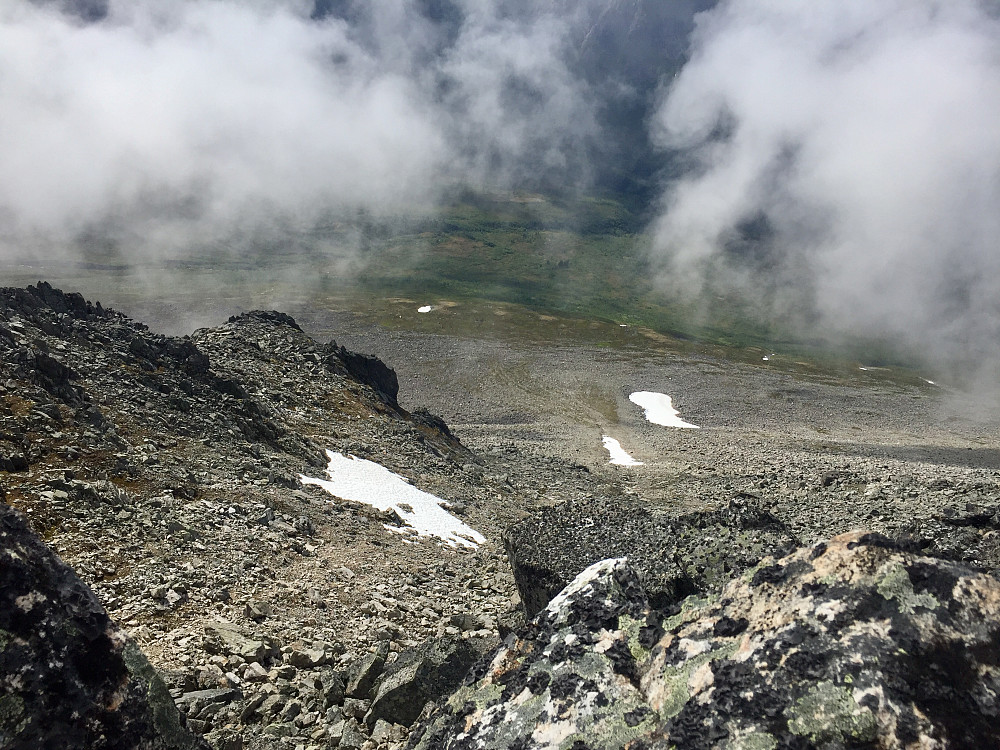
410,532 -> 1000,749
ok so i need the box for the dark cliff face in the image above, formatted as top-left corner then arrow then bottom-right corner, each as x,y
0,502 -> 208,750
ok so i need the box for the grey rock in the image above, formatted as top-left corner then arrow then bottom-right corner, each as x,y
339,719 -> 367,750
364,635 -> 488,729
346,640 -> 389,698
175,687 -> 242,714
203,621 -> 278,664
342,697 -> 372,720
287,647 -> 326,669
0,503 -> 209,750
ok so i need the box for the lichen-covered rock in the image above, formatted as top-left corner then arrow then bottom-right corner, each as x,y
411,531 -> 1000,749
0,503 -> 208,750
503,495 -> 798,617
408,558 -> 664,750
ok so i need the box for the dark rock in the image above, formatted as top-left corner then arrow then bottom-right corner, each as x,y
0,453 -> 29,472
226,310 -> 302,332
319,667 -> 346,708
347,640 -> 390,698
332,345 -> 399,407
412,531 -> 1000,749
503,495 -> 798,617
0,503 -> 208,749
364,635 -> 489,728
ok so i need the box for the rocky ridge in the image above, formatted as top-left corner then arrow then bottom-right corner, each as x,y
0,282 -> 569,749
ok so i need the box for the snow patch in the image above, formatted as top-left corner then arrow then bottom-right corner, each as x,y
300,451 -> 485,549
417,305 -> 433,313
629,391 -> 699,429
602,436 -> 643,466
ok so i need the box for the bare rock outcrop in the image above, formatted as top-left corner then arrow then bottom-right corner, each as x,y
503,495 -> 799,617
410,531 -> 1000,749
0,502 -> 208,750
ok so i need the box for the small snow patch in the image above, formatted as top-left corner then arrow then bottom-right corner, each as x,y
629,391 -> 699,429
602,436 -> 643,466
417,305 -> 433,313
300,451 -> 485,549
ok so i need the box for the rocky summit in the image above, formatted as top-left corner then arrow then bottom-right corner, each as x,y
2,281 -> 1000,750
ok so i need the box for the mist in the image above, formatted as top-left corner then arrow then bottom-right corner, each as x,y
0,0 -> 644,263
651,0 -> 1000,386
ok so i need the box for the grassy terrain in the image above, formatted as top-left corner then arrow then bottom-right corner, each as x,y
0,190 -> 925,381
349,193 -> 786,348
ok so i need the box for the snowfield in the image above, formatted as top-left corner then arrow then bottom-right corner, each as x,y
300,451 -> 485,549
629,391 -> 699,429
602,436 -> 643,466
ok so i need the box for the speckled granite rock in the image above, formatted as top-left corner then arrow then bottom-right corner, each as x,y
503,495 -> 799,617
0,503 -> 208,750
410,531 -> 1000,749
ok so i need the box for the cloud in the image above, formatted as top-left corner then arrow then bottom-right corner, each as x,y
0,1 -> 454,256
0,0 -> 613,261
650,0 -> 1000,380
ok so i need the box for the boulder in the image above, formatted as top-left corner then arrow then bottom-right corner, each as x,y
503,495 -> 798,617
364,635 -> 489,728
0,503 -> 208,750
410,531 -> 1000,749
202,621 -> 278,664
347,640 -> 390,698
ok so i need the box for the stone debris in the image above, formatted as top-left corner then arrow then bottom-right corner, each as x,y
4,282 -> 1000,749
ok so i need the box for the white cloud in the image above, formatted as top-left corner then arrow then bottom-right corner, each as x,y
651,0 -> 1000,379
0,0 -> 600,259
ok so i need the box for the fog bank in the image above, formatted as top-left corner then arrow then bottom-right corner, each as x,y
651,0 -> 1000,384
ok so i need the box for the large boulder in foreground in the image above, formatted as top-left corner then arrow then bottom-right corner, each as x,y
0,503 -> 208,750
410,531 -> 1000,749
503,495 -> 799,616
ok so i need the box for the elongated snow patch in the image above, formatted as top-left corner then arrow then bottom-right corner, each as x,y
602,436 -> 643,466
300,451 -> 485,549
629,391 -> 699,429
417,305 -> 433,313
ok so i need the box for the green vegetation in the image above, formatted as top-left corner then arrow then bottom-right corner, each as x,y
349,193 -> 784,350
1,190 -> 928,381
